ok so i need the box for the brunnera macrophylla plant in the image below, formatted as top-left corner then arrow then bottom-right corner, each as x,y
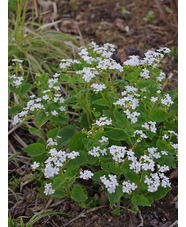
8,42 -> 178,212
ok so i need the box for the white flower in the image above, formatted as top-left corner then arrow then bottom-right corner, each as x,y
44,183 -> 55,195
161,94 -> 174,107
80,170 -> 94,180
157,47 -> 171,54
94,116 -> 112,126
31,161 -> 39,169
161,151 -> 168,155
42,95 -> 49,100
99,136 -> 109,143
76,67 -> 99,82
140,68 -> 150,79
109,145 -> 127,163
162,134 -> 169,140
91,83 -> 106,93
172,144 -> 178,149
157,164 -> 170,172
47,138 -> 58,147
100,174 -> 118,194
67,151 -> 80,159
151,96 -> 158,102
59,106 -> 66,112
122,180 -> 137,194
51,110 -> 58,116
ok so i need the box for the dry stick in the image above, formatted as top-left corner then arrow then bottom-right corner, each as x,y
64,205 -> 108,226
64,210 -> 87,226
8,123 -> 22,135
169,220 -> 178,227
8,141 -> 17,154
137,210 -> 144,227
12,132 -> 28,147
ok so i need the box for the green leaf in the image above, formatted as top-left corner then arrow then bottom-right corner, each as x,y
156,139 -> 168,150
92,98 -> 109,106
114,110 -> 127,128
53,176 -> 65,189
101,162 -> 119,174
108,186 -> 123,207
47,128 -> 59,139
132,194 -> 151,209
57,125 -> 75,149
125,172 -> 140,185
82,138 -> 97,151
32,153 -> 48,163
29,127 -> 39,135
149,109 -> 169,122
125,75 -> 136,82
51,114 -> 69,125
23,143 -> 46,157
20,83 -> 32,95
105,129 -> 127,141
36,111 -> 48,127
65,166 -> 79,177
145,187 -> 171,204
69,132 -> 87,152
52,189 -> 66,198
8,105 -> 22,116
80,113 -> 92,129
71,185 -> 88,202
136,80 -> 149,89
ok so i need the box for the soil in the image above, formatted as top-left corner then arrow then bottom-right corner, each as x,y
8,0 -> 178,226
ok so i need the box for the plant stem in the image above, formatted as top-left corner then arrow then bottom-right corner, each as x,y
71,83 -> 93,125
60,169 -> 71,198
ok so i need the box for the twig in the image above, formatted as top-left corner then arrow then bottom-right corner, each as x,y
8,123 -> 22,135
169,220 -> 178,227
12,133 -> 28,147
64,210 -> 86,226
137,210 -> 144,227
8,141 -> 17,154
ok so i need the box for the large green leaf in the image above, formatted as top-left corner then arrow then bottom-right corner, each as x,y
132,194 -> 151,209
69,132 -> 87,151
71,185 -> 88,202
145,186 -> 171,204
113,110 -> 127,128
47,128 -> 59,139
23,143 -> 46,157
20,83 -> 32,95
149,109 -> 169,122
92,98 -> 109,106
105,129 -> 127,141
101,162 -> 119,174
108,186 -> 123,207
57,125 -> 75,149
8,105 -> 22,116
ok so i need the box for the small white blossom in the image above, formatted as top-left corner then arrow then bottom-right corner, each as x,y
151,96 -> 158,103
31,161 -> 39,169
44,183 -> 55,195
122,180 -> 137,194
100,174 -> 118,194
51,110 -> 58,116
91,83 -> 106,93
80,170 -> 94,180
99,136 -> 109,143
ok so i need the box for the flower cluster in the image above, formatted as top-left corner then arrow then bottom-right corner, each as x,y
122,180 -> 138,194
12,73 -> 67,125
88,146 -> 107,157
93,115 -> 112,126
80,170 -> 94,180
44,183 -> 55,195
44,148 -> 79,178
100,175 -> 119,194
